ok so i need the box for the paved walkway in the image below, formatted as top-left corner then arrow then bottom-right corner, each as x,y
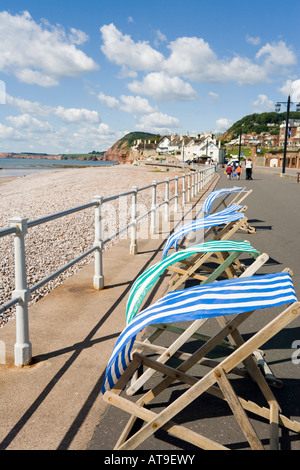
90,168 -> 300,451
0,173 -> 219,451
1,168 -> 299,451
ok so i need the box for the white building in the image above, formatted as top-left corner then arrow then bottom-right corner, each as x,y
156,132 -> 225,164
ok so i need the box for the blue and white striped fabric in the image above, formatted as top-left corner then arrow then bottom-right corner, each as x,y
126,240 -> 260,325
162,204 -> 244,259
101,272 -> 297,393
202,187 -> 245,214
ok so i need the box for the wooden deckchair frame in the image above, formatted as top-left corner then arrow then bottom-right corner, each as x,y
167,239 -> 262,292
202,187 -> 253,216
103,301 -> 300,451
212,187 -> 253,214
176,207 -> 256,261
126,252 -> 271,397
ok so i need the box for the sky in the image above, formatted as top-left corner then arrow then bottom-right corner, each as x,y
0,0 -> 299,154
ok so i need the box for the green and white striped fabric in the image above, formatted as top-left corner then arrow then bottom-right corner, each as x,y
125,240 -> 260,325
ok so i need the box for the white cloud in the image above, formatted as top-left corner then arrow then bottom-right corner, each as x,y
215,118 -> 234,133
53,106 -> 99,123
163,36 -> 265,85
6,94 -> 100,124
164,36 -> 217,81
100,25 -> 297,87
0,11 -> 99,86
0,123 -> 22,139
252,94 -> 274,111
256,41 -> 296,72
246,35 -> 261,46
154,30 -> 167,47
119,95 -> 157,114
219,56 -> 268,85
68,27 -> 89,45
279,79 -> 300,102
136,112 -> 180,132
6,114 -> 53,132
6,94 -> 52,116
208,91 -> 220,101
128,72 -> 197,102
100,23 -> 164,71
98,92 -> 120,109
98,92 -> 156,114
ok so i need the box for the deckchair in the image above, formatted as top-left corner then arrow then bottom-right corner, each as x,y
201,186 -> 253,215
162,204 -> 254,260
102,273 -> 300,450
126,240 -> 264,325
125,240 -> 270,395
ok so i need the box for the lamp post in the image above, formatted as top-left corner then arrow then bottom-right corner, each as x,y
238,129 -> 242,161
275,95 -> 300,174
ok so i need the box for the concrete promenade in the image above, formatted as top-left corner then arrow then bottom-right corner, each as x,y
0,167 -> 299,451
0,173 -> 219,451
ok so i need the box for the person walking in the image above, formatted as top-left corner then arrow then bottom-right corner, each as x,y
245,158 -> 253,180
226,164 -> 232,180
236,164 -> 242,180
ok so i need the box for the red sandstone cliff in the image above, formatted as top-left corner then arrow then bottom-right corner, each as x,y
102,141 -> 133,163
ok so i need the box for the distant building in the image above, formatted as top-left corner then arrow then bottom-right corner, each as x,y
279,119 -> 300,148
156,132 -> 225,164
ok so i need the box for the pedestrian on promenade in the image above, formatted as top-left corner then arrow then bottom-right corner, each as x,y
236,164 -> 242,180
226,164 -> 232,179
245,158 -> 253,180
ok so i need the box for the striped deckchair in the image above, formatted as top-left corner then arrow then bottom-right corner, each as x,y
162,204 -> 251,260
126,240 -> 263,325
125,241 -> 269,396
102,273 -> 300,450
201,186 -> 252,215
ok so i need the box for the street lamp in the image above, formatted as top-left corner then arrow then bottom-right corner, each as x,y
275,95 -> 300,174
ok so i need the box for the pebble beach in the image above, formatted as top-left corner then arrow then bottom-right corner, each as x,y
0,164 -> 183,326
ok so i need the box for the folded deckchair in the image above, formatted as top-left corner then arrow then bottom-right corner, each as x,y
162,204 -> 254,260
102,273 -> 300,450
125,240 -> 270,395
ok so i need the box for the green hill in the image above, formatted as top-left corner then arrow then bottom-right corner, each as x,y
115,131 -> 159,149
221,111 -> 300,142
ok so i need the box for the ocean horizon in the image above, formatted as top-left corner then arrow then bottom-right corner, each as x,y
0,157 -> 117,177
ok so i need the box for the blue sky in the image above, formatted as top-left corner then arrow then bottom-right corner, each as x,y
0,0 -> 299,154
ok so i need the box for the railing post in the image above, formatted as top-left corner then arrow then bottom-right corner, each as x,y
165,178 -> 170,221
187,173 -> 191,202
93,196 -> 104,290
191,172 -> 195,198
182,175 -> 186,206
174,177 -> 179,212
150,181 -> 157,235
9,216 -> 32,367
198,170 -> 201,192
130,186 -> 138,255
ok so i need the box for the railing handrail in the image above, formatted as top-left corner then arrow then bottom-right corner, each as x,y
0,165 -> 216,366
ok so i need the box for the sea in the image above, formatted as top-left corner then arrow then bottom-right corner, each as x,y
0,158 -> 117,178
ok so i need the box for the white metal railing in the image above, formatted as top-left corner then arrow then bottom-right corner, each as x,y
0,165 -> 215,366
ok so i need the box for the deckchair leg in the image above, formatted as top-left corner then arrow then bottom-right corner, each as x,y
269,404 -> 280,450
214,367 -> 264,450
